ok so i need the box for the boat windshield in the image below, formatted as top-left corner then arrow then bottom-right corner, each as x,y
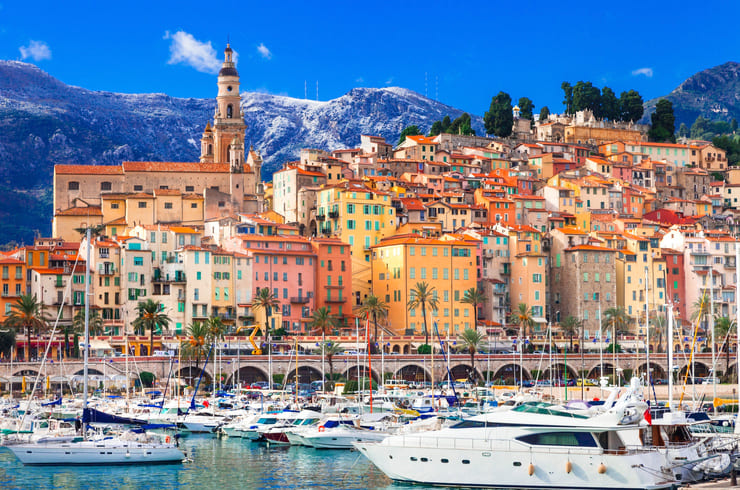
512,402 -> 589,419
257,417 -> 277,424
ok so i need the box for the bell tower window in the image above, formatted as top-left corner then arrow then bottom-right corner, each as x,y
227,105 -> 233,119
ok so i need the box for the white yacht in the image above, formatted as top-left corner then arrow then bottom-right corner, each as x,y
355,401 -> 679,489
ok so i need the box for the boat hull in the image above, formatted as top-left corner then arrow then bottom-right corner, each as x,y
356,440 -> 676,489
7,443 -> 184,466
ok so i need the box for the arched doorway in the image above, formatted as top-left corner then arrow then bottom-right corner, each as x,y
450,364 -> 481,382
635,363 -> 667,380
678,362 -> 710,381
542,363 -> 578,382
177,366 -> 212,387
227,366 -> 268,386
492,364 -> 530,384
286,366 -> 323,384
342,365 -> 380,383
395,364 -> 429,384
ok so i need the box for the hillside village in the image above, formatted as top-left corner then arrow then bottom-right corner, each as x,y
2,45 -> 738,359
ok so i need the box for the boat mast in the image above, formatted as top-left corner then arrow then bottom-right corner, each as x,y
645,268 -> 650,391
736,242 -> 740,421
668,304 -> 673,410
710,268 -> 716,415
82,227 -> 91,437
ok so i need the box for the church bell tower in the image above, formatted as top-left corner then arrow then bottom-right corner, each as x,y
200,44 -> 246,165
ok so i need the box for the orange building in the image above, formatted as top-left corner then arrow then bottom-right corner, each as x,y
310,237 -> 353,331
0,258 -> 25,321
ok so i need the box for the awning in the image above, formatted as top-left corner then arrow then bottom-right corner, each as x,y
79,339 -> 113,350
532,317 -> 547,324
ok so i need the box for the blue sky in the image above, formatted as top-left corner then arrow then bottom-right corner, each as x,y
3,0 -> 740,117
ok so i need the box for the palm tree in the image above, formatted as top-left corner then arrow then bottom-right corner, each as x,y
309,307 -> 337,336
181,321 -> 211,383
560,315 -> 582,352
407,282 -> 439,346
252,287 -> 279,336
650,314 -> 667,353
358,295 -> 389,347
691,291 -> 712,335
206,316 -> 227,344
316,340 -> 344,390
458,327 -> 484,383
509,303 -> 534,350
73,309 -> 105,335
714,316 -> 736,374
461,288 -> 486,334
4,294 -> 48,361
132,299 -> 170,356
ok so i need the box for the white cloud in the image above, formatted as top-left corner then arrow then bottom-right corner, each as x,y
19,40 -> 51,61
385,77 -> 394,85
164,30 -> 220,74
355,77 -> 364,83
256,43 -> 272,60
631,67 -> 653,78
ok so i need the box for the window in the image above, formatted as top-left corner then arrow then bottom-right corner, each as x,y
186,186 -> 194,192
133,257 -> 144,266
101,181 -> 112,191
138,201 -> 147,208
68,181 -> 79,190
164,202 -> 173,209
134,185 -> 143,191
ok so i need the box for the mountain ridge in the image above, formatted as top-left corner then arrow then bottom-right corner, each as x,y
0,60 -> 482,244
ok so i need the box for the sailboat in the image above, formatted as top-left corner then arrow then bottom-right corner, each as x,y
6,229 -> 184,466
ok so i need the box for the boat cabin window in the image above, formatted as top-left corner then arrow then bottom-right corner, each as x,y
517,431 -> 598,447
450,420 -> 493,429
598,431 -> 627,451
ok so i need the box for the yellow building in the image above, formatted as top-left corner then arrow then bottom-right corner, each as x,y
370,235 -> 477,336
316,181 -> 396,304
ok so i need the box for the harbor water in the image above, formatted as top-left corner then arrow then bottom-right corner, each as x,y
0,434 -> 438,490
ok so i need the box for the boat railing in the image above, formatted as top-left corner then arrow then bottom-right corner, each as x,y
393,435 -> 650,455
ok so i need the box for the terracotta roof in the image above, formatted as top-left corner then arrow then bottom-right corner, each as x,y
169,226 -> 199,234
55,165 -> 123,175
122,162 -> 231,173
0,258 -> 24,265
55,206 -> 103,217
155,189 -> 182,196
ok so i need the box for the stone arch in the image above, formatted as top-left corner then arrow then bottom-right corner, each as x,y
392,344 -> 401,353
492,364 -> 531,383
342,365 -> 381,383
309,220 -> 317,237
674,344 -> 682,353
395,364 -> 430,383
227,366 -> 268,385
140,344 -> 149,356
227,104 -> 233,119
542,363 -> 578,381
450,364 -> 481,381
634,363 -> 667,379
402,344 -> 411,354
678,362 -> 711,380
586,363 -> 616,379
725,363 -> 737,379
286,366 -> 323,384
177,366 -> 212,387
74,368 -> 104,376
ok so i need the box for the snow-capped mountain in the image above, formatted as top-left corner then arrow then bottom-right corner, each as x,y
0,60 -> 482,243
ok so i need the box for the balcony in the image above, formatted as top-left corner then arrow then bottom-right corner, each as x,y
99,265 -> 116,276
152,268 -> 186,283
324,297 -> 346,303
316,214 -> 326,222
328,210 -> 339,219
290,296 -> 310,304
725,258 -> 736,268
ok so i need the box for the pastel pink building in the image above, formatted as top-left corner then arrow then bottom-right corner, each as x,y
226,234 -> 317,333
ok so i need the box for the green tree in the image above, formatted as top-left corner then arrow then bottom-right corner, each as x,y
252,287 -> 280,341
713,134 -> 740,166
206,316 -> 227,344
509,303 -> 534,346
714,316 -> 736,373
539,106 -> 550,122
619,90 -> 644,122
316,340 -> 344,390
561,82 -> 574,114
358,295 -> 389,347
447,113 -> 475,135
73,308 -> 104,336
181,321 -> 210,372
0,329 -> 15,359
599,87 -> 620,121
461,288 -> 486,334
690,115 -> 709,140
483,91 -> 513,137
458,328 -> 484,382
132,299 -> 170,356
678,122 -> 689,139
602,306 -> 632,335
309,307 -> 337,336
428,120 -> 444,137
572,81 -> 601,114
560,315 -> 582,351
398,125 -> 422,145
648,99 -> 676,143
518,97 -> 534,120
732,118 -> 738,133
4,294 -> 48,361
407,282 -> 439,347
